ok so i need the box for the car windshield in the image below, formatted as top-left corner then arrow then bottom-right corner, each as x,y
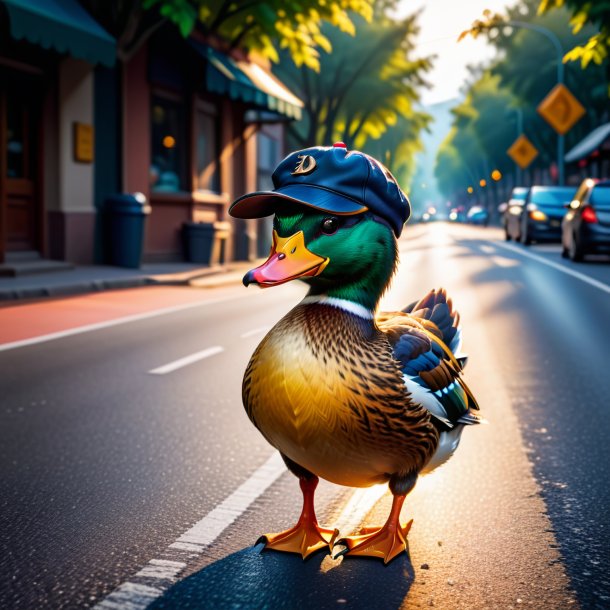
511,188 -> 528,201
530,187 -> 576,206
591,185 -> 610,208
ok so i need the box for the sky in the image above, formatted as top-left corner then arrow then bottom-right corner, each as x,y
397,0 -> 512,106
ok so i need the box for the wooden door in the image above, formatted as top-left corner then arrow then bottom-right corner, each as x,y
0,85 -> 40,256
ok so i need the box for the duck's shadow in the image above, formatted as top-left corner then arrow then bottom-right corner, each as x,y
151,543 -> 415,609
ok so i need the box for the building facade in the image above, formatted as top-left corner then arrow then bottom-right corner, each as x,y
0,1 -> 301,272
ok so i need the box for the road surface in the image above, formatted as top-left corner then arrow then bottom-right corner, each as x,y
1,222 -> 609,609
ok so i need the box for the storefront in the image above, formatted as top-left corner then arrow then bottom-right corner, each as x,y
0,2 -> 301,270
0,0 -> 115,271
118,26 -> 302,263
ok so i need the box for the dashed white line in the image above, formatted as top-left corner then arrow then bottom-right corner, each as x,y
148,346 -> 224,375
93,452 -> 286,610
135,559 -> 186,580
492,241 -> 610,295
0,294 -> 258,353
240,326 -> 270,339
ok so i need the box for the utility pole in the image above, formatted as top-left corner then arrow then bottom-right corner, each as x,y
507,21 -> 565,185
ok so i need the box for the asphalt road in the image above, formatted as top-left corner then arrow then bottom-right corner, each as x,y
1,222 -> 609,609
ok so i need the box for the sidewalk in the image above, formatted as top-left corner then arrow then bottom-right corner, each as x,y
0,260 -> 257,302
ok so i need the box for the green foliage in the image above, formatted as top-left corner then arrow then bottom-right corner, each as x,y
274,10 -> 431,186
142,0 -> 374,71
434,72 -> 517,201
538,0 -> 610,71
437,0 -> 610,203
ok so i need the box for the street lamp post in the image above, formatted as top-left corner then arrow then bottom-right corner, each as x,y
506,20 -> 566,185
506,107 -> 524,184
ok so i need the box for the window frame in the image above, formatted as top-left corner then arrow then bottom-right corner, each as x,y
192,97 -> 221,195
150,87 -> 190,195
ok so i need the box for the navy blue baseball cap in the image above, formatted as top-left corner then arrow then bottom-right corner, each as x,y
229,143 -> 411,237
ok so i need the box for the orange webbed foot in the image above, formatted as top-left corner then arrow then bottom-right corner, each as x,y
258,474 -> 338,559
259,522 -> 339,559
335,519 -> 412,564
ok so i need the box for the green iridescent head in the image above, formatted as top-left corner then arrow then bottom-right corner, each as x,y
243,205 -> 398,311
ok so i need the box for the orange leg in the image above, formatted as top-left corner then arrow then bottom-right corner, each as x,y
259,476 -> 339,559
336,493 -> 412,565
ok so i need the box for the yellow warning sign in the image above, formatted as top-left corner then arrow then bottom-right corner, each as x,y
507,135 -> 539,169
537,84 -> 585,135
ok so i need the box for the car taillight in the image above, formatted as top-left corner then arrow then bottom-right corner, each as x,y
581,206 -> 598,224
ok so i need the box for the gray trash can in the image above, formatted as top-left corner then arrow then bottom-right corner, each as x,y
105,193 -> 151,268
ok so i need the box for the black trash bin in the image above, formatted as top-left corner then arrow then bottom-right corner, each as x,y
105,193 -> 151,268
183,222 -> 216,264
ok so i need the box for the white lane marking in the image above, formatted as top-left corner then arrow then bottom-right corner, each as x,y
93,452 -> 286,610
493,241 -> 610,295
135,559 -> 186,580
148,346 -> 224,375
0,294 -> 256,353
480,245 -> 495,255
95,583 -> 162,610
333,484 -> 388,535
240,326 -> 270,339
321,484 -> 389,571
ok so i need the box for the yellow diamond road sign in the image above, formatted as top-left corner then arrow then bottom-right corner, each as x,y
507,135 -> 539,169
537,84 -> 585,135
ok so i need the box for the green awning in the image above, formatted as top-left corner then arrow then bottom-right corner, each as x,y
4,0 -> 116,67
190,41 -> 303,120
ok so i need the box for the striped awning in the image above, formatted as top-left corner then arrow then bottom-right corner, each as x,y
190,41 -> 303,121
3,0 -> 115,67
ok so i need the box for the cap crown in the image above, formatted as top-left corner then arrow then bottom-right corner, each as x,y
273,146 -> 411,237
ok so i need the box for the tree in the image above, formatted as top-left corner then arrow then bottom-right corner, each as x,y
538,0 -> 610,72
450,0 -> 609,197
82,0 -> 373,66
273,8 -> 431,185
434,72 -> 517,205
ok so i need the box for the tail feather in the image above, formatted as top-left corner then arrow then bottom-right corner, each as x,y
403,288 -> 462,354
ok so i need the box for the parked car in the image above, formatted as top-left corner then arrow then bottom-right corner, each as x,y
562,179 -> 610,261
466,206 -> 489,225
449,207 -> 466,222
507,186 -> 576,245
503,187 -> 529,241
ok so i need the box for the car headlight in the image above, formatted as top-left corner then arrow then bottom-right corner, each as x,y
529,210 -> 548,221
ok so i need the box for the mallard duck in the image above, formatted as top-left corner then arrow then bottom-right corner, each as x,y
230,144 -> 482,564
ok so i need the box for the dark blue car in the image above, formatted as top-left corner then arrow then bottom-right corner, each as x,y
519,186 -> 576,245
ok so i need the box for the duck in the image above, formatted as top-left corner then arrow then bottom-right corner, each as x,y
229,143 -> 483,564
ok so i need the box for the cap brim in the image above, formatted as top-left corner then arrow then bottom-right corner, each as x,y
229,184 -> 368,219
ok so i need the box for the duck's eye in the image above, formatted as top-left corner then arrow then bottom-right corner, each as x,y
321,217 -> 340,235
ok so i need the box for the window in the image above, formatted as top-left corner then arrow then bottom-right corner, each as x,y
150,95 -> 187,193
257,133 -> 279,190
195,101 -> 220,192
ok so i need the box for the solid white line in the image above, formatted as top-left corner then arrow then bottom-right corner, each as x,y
320,484 -> 388,571
240,326 -> 270,339
169,452 -> 285,550
333,484 -> 388,535
0,294 -> 252,353
148,346 -> 224,375
492,241 -> 610,295
93,452 -> 286,610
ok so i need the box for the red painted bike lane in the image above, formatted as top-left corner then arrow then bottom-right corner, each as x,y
0,286 -> 233,347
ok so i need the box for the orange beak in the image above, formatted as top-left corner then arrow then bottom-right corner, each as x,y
243,230 -> 329,288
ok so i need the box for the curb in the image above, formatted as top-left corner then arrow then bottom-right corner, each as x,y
0,262 -> 259,302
